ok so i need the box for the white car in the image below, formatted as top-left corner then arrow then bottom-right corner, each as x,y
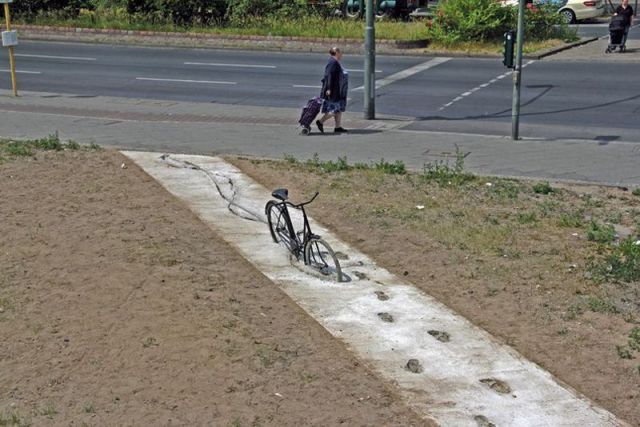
501,0 -> 605,24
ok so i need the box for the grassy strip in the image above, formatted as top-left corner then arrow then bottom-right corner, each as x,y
0,134 -> 100,161
19,13 -> 431,41
251,152 -> 640,317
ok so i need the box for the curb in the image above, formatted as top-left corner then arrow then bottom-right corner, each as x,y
524,36 -> 599,59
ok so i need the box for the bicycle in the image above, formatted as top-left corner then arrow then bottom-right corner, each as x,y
265,188 -> 343,282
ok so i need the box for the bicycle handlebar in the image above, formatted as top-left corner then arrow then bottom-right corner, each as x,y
290,191 -> 319,208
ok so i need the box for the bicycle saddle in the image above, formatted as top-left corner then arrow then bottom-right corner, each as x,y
271,188 -> 289,201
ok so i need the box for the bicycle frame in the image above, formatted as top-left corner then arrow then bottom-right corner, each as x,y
273,192 -> 319,260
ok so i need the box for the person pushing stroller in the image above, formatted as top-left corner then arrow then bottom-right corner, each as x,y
606,0 -> 633,53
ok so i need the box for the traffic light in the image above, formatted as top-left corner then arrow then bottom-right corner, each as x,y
503,30 -> 516,69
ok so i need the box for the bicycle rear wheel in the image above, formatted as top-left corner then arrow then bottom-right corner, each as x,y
304,237 -> 343,282
266,201 -> 290,244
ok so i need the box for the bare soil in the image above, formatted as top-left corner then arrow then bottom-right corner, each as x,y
0,149 -> 430,426
231,156 -> 640,426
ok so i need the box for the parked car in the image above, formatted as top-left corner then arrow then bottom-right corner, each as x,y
501,0 -> 604,24
556,0 -> 604,23
342,0 -> 429,18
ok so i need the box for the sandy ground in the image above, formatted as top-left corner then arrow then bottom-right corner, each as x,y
0,149 -> 430,426
231,157 -> 640,426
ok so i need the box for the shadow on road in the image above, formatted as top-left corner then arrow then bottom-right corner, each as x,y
415,87 -> 640,122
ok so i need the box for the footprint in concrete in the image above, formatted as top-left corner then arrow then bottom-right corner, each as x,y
480,378 -> 512,395
428,330 -> 450,342
354,271 -> 368,280
377,312 -> 394,323
474,415 -> 496,427
405,359 -> 423,374
374,291 -> 390,301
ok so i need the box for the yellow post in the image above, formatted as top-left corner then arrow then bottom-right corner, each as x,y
3,2 -> 18,96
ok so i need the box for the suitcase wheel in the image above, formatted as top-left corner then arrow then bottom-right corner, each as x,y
301,127 -> 310,135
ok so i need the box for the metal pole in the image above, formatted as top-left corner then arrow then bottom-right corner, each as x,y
511,0 -> 525,140
364,0 -> 375,119
3,2 -> 18,97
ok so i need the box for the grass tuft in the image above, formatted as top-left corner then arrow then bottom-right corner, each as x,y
586,220 -> 616,244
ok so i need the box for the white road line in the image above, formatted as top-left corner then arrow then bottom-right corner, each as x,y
0,69 -> 41,74
136,77 -> 236,85
345,69 -> 383,73
15,53 -> 97,61
438,60 -> 535,111
293,85 -> 322,89
184,62 -> 276,69
353,57 -> 451,91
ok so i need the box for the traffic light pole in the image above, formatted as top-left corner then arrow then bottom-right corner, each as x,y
511,0 -> 526,140
364,0 -> 375,120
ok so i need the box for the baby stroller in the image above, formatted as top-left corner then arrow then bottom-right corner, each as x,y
606,14 -> 628,53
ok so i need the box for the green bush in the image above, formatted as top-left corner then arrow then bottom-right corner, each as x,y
427,0 -> 573,46
427,0 -> 514,45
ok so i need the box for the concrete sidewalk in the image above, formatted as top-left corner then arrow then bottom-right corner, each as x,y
1,91 -> 639,187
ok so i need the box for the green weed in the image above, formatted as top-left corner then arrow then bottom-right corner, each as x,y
0,409 -> 31,427
629,327 -> 640,352
632,188 -> 640,197
421,147 -> 473,187
83,403 -> 95,414
617,345 -> 633,359
558,211 -> 584,228
34,134 -> 63,151
586,295 -> 618,314
489,180 -> 521,200
5,142 -> 33,157
516,212 -> 538,225
532,181 -> 554,195
586,220 -> 616,244
374,158 -> 406,175
38,402 -> 57,417
593,237 -> 640,282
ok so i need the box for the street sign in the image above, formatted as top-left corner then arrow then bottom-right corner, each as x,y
2,30 -> 17,47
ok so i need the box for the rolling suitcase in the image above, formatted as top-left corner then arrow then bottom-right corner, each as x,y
298,97 -> 323,135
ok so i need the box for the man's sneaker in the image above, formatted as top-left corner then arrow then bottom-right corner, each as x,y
334,127 -> 349,133
316,120 -> 324,134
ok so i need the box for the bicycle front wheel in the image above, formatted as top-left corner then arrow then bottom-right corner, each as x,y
304,237 -> 343,282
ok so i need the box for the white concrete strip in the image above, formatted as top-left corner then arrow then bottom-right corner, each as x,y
15,53 -> 97,61
122,151 -> 628,427
353,57 -> 451,91
136,77 -> 236,85
0,69 -> 41,75
184,62 -> 276,69
293,85 -> 322,89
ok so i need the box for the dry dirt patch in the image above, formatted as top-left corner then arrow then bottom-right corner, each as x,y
230,155 -> 640,426
0,144 -> 428,426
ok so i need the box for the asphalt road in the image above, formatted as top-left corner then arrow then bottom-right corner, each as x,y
1,35 -> 639,141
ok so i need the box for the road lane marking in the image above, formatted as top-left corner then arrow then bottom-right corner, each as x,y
345,69 -> 383,73
15,54 -> 97,61
438,60 -> 535,112
352,57 -> 451,91
293,85 -> 322,89
0,69 -> 41,74
136,77 -> 236,85
184,62 -> 276,69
